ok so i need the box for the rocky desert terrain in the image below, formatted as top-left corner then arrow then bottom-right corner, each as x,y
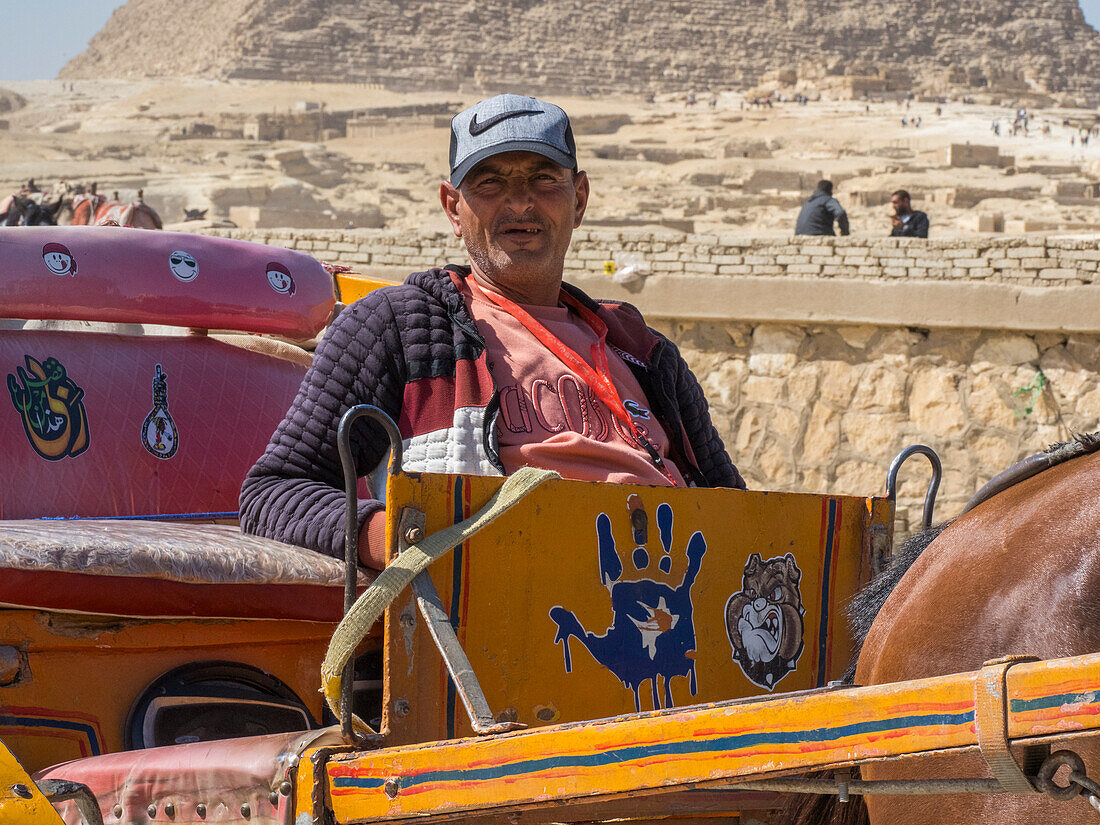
1,78 -> 1097,239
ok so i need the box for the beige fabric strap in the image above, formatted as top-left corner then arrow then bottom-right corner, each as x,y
321,467 -> 559,726
975,655 -> 1039,793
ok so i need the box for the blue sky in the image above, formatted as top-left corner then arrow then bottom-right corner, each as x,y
1,0 -> 1099,82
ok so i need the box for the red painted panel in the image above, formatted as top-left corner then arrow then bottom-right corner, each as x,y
1,331 -> 305,518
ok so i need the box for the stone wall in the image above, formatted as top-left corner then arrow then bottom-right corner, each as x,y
207,227 -> 1100,533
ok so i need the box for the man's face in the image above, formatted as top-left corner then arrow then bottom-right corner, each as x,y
891,194 -> 911,215
441,151 -> 589,297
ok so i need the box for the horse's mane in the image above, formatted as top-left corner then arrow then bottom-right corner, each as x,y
961,430 -> 1100,515
841,431 -> 1100,684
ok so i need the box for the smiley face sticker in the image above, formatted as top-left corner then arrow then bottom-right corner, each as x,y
169,250 -> 198,282
42,243 -> 77,277
265,262 -> 295,296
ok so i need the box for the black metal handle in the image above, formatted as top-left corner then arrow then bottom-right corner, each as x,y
885,444 -> 942,531
335,404 -> 403,740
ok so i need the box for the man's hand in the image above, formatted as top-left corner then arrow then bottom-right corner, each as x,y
890,213 -> 904,231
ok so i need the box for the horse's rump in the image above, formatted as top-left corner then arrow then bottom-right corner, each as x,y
853,435 -> 1100,823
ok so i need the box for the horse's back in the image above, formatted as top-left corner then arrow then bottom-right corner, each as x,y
857,447 -> 1100,825
858,447 -> 1100,685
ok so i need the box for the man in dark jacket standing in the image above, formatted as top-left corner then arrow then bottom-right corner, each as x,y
889,190 -> 929,238
794,180 -> 849,236
240,94 -> 745,569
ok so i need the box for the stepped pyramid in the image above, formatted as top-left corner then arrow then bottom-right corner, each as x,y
62,0 -> 1100,100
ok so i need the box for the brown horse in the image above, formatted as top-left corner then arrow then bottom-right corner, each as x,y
71,189 -> 162,229
790,433 -> 1100,824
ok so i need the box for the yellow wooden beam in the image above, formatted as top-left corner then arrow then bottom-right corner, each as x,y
334,272 -> 395,305
321,652 -> 1100,822
0,740 -> 64,825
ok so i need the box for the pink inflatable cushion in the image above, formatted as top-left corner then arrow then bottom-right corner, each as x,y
1,330 -> 306,519
0,226 -> 336,338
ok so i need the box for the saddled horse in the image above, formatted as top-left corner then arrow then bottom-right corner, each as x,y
790,433 -> 1100,824
1,188 -> 65,226
71,189 -> 162,229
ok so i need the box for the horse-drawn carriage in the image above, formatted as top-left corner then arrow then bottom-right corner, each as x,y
1,227 -> 1098,825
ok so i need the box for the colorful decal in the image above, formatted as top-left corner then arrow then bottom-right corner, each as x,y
550,500 -> 706,711
265,261 -> 296,296
141,364 -> 179,459
41,242 -> 77,277
725,553 -> 805,690
168,250 -> 198,282
6,355 -> 89,460
623,399 -> 650,419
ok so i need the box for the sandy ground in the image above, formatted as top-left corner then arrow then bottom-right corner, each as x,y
1,78 -> 1098,237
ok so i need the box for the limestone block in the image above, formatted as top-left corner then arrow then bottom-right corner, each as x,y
770,406 -> 802,442
759,441 -> 796,487
819,361 -> 860,405
787,364 -> 821,406
734,409 -> 766,454
1038,363 -> 1091,398
724,324 -> 752,348
752,324 -> 805,354
843,412 -> 902,458
749,352 -> 798,376
919,332 -> 981,367
743,376 -> 787,404
801,403 -> 840,464
800,468 -> 829,494
1075,388 -> 1100,427
909,370 -> 965,435
973,334 -> 1039,367
851,365 -> 906,411
1067,338 -> 1100,372
966,374 -> 1018,429
700,359 -> 748,407
966,433 -> 1018,472
833,460 -> 884,496
837,325 -> 876,349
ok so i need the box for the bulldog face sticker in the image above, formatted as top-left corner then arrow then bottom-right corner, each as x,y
550,500 -> 706,712
725,553 -> 805,690
42,243 -> 77,277
7,355 -> 89,460
141,364 -> 179,459
169,250 -> 198,282
265,262 -> 295,296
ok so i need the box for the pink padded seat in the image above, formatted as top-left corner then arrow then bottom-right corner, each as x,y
0,520 -> 372,622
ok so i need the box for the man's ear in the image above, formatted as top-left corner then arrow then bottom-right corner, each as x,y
440,180 -> 463,237
572,170 -> 590,229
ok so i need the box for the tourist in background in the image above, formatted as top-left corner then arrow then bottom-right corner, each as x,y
794,180 -> 849,236
889,190 -> 929,238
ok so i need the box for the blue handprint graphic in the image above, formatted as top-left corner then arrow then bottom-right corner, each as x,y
549,501 -> 707,711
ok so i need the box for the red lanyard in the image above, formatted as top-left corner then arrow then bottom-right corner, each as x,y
467,275 -> 677,485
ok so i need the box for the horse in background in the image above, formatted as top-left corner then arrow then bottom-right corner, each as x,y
71,186 -> 162,229
788,433 -> 1100,825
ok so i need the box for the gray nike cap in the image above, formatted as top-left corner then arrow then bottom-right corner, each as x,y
449,94 -> 577,186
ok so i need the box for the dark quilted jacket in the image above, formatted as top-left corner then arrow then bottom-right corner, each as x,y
240,266 -> 744,558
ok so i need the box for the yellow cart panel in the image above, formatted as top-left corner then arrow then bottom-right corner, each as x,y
381,473 -> 890,745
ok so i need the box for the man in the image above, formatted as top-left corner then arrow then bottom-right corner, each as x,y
794,180 -> 849,236
889,190 -> 929,238
240,95 -> 745,569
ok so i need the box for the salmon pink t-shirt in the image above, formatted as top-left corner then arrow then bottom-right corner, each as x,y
455,273 -> 686,487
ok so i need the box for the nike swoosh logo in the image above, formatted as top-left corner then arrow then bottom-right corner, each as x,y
469,109 -> 542,136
